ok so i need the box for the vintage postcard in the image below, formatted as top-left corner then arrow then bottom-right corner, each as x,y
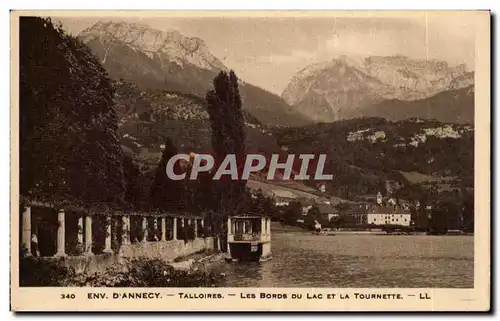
10,10 -> 490,312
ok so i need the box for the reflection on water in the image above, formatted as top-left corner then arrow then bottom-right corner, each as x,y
214,232 -> 474,288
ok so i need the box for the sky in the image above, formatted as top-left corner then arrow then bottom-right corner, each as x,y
54,12 -> 477,95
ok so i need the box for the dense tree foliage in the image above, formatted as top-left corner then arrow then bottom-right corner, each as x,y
122,154 -> 143,208
20,17 -> 125,208
273,117 -> 474,200
205,71 -> 248,248
149,138 -> 186,212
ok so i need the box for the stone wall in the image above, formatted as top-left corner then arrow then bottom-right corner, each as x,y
59,237 -> 215,274
119,237 -> 213,261
63,253 -> 121,275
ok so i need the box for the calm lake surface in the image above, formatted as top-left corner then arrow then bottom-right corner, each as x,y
214,228 -> 474,288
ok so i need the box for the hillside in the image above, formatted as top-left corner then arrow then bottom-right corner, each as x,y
281,55 -> 474,123
113,81 -> 281,172
360,85 -> 474,124
272,117 -> 474,200
115,76 -> 474,202
78,21 -> 309,127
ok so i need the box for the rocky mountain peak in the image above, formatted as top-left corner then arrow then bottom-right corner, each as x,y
79,20 -> 226,71
281,55 -> 474,122
75,20 -> 309,127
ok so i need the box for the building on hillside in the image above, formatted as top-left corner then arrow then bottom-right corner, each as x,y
280,145 -> 290,152
358,192 -> 411,211
317,204 -> 340,222
318,195 -> 331,205
385,197 -> 411,211
301,205 -> 313,215
271,189 -> 296,206
298,198 -> 314,215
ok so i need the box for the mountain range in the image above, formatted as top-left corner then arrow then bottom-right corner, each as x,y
78,21 -> 475,126
282,55 -> 474,123
72,20 -> 474,202
78,21 -> 309,127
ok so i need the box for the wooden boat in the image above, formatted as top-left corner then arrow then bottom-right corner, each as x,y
226,214 -> 272,262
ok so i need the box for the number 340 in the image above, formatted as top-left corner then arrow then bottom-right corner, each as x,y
61,293 -> 76,299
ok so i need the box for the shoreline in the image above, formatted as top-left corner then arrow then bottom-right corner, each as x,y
272,222 -> 474,236
170,250 -> 228,273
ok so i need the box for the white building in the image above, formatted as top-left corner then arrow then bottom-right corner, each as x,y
272,190 -> 296,206
317,204 -> 340,222
275,199 -> 290,207
367,205 -> 411,226
364,191 -> 412,226
301,205 -> 313,215
318,196 -> 331,205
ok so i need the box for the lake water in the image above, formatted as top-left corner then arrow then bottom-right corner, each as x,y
214,229 -> 474,288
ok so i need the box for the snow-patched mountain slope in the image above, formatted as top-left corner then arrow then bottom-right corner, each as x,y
78,21 -> 309,126
79,21 -> 226,71
282,55 -> 474,123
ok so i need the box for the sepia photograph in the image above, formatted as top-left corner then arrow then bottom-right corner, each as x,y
10,10 -> 490,311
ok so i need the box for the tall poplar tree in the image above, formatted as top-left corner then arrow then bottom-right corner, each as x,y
149,138 -> 186,212
206,70 -> 247,250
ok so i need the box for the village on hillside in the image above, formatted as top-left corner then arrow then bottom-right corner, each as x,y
249,180 -> 472,235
